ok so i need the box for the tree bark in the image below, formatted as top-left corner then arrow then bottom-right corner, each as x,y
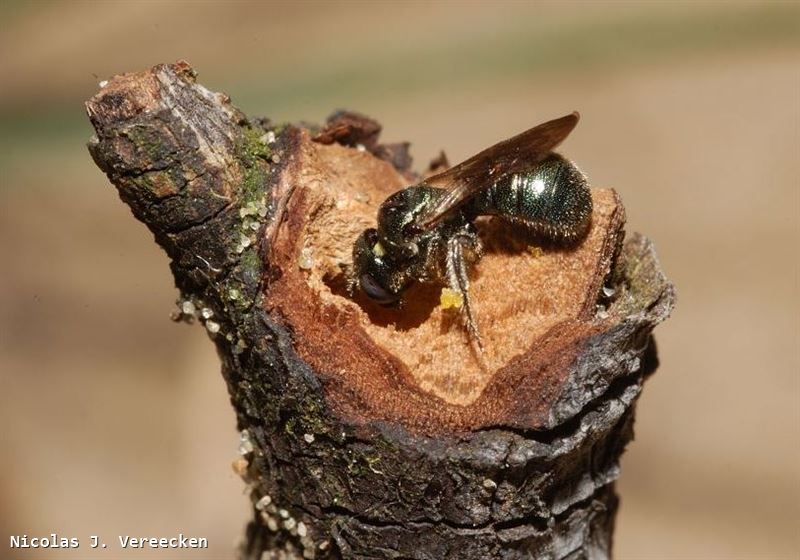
86,61 -> 674,560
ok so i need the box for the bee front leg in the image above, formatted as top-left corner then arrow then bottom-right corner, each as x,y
343,262 -> 357,297
446,236 -> 484,353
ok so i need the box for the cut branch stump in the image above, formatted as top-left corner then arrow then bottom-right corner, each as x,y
86,61 -> 674,560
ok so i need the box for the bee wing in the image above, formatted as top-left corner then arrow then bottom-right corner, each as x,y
413,112 -> 580,231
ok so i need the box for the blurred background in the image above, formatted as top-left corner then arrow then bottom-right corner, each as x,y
1,1 -> 798,558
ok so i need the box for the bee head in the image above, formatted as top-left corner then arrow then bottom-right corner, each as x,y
352,228 -> 410,305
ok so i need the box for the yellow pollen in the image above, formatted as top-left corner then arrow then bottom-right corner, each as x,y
439,288 -> 463,310
527,245 -> 544,257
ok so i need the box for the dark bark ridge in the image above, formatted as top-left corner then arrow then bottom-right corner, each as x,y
86,62 -> 674,560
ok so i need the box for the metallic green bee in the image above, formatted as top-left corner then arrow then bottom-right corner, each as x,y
352,113 -> 592,350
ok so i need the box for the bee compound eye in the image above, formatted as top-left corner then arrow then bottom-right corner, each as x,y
359,274 -> 396,303
403,222 -> 423,237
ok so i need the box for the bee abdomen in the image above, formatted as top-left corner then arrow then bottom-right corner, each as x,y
471,154 -> 592,243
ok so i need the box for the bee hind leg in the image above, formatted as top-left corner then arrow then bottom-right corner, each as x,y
446,236 -> 484,353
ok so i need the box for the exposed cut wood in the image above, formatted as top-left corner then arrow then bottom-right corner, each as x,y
266,131 -> 625,430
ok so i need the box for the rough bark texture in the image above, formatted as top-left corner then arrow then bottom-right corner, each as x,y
86,62 -> 674,560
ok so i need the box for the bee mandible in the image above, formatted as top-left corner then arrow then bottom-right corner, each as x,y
351,112 -> 593,351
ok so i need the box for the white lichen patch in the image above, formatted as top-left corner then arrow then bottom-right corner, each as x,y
233,338 -> 248,354
255,497 -> 318,556
261,513 -> 279,532
298,247 -> 314,270
296,522 -> 308,538
173,295 -> 222,332
235,197 -> 268,254
255,495 -> 272,510
238,430 -> 255,455
175,295 -> 222,335
259,130 -> 276,145
181,300 -> 196,314
308,466 -> 323,480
